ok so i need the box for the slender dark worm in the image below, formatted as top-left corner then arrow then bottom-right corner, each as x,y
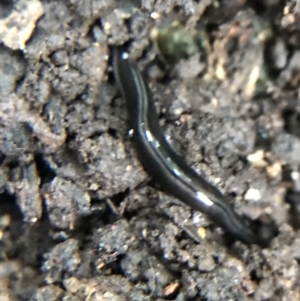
113,46 -> 271,245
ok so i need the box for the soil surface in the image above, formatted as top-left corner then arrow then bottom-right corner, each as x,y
1,0 -> 300,300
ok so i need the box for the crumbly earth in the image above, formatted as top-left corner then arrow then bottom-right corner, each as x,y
1,0 -> 300,300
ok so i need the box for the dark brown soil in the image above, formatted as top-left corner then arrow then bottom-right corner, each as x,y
1,0 -> 300,300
